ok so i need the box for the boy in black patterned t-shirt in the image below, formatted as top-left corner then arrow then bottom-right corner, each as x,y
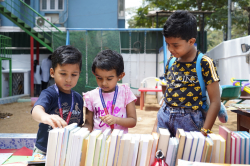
154,10 -> 220,137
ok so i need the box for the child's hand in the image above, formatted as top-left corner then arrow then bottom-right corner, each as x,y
99,115 -> 117,126
41,114 -> 67,129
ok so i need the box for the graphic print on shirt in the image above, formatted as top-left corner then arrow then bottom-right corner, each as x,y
54,102 -> 81,125
164,53 -> 220,110
94,100 -> 122,128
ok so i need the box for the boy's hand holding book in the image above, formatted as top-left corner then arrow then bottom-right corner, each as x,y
100,115 -> 117,126
41,114 -> 67,129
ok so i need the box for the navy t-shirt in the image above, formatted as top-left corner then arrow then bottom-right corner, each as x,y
31,85 -> 83,152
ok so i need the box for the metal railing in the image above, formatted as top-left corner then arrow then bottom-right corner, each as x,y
0,35 -> 12,98
1,0 -> 62,42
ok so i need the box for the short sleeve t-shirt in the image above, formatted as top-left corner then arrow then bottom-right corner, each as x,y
31,85 -> 83,152
164,51 -> 220,110
84,84 -> 137,134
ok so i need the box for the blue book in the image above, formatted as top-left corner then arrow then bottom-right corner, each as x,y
240,131 -> 250,164
234,131 -> 246,164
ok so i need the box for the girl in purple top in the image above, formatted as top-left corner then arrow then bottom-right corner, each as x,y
83,50 -> 137,133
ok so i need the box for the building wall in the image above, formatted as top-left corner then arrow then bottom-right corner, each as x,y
0,0 -> 119,28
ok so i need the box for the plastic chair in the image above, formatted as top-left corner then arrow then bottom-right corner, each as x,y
140,77 -> 162,104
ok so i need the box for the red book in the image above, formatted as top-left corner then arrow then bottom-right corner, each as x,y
12,147 -> 33,156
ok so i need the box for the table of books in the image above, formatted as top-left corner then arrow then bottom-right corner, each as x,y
2,124 -> 250,166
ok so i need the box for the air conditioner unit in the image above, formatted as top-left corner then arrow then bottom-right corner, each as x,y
35,16 -> 51,28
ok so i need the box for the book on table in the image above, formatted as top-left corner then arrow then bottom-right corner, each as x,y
231,133 -> 236,164
93,134 -> 104,166
103,135 -> 111,166
127,134 -> 136,166
157,128 -> 170,157
149,132 -> 159,166
189,131 -> 199,162
59,123 -> 77,166
80,135 -> 90,166
175,128 -> 186,166
241,131 -> 250,164
113,130 -> 124,166
99,129 -> 111,166
194,131 -> 205,162
107,129 -> 120,166
217,135 -> 226,163
85,129 -> 102,166
232,132 -> 241,164
182,132 -> 193,161
208,133 -> 221,163
219,125 -> 231,164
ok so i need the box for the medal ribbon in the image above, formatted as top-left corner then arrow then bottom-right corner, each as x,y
99,85 -> 118,129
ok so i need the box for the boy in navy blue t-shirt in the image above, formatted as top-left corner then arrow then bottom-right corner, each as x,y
31,45 -> 83,154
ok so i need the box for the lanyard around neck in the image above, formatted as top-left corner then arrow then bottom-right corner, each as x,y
54,84 -> 74,124
99,85 -> 118,129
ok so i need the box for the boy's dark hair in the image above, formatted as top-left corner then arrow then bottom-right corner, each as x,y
51,45 -> 82,70
162,10 -> 197,41
92,49 -> 124,76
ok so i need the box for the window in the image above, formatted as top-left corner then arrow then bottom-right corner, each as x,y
40,0 -> 64,11
42,0 -> 47,10
24,0 -> 30,5
58,0 -> 63,10
118,0 -> 125,18
50,0 -> 55,9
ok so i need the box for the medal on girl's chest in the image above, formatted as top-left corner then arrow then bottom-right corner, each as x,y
99,85 -> 118,129
54,84 -> 74,124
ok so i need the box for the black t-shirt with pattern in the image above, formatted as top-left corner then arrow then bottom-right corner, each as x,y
164,51 -> 220,110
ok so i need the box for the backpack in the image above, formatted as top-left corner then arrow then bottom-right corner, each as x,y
167,53 -> 228,123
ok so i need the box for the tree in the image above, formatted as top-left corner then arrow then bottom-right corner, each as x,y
127,0 -> 250,37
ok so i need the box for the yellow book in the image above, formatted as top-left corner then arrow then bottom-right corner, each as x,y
80,135 -> 90,166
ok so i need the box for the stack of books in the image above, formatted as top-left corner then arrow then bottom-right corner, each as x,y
43,124 -> 250,166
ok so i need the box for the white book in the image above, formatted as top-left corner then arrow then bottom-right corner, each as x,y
166,137 -> 175,166
54,128 -> 64,166
208,133 -> 221,163
75,130 -> 90,166
103,136 -> 111,166
86,129 -> 102,166
113,130 -> 124,166
182,132 -> 193,161
107,129 -> 120,166
121,134 -> 132,166
149,133 -> 159,166
46,128 -> 59,166
131,134 -> 141,166
127,136 -> 136,166
145,134 -> 154,166
70,128 -> 88,166
59,123 -> 77,166
65,127 -> 80,166
157,128 -> 170,157
93,134 -> 104,166
231,135 -> 236,164
139,136 -> 149,166
189,131 -> 199,162
172,138 -> 179,166
218,135 -> 226,163
194,132 -> 205,162
99,129 -> 111,166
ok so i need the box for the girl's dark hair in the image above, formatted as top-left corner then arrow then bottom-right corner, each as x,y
162,10 -> 197,41
92,50 -> 124,76
51,45 -> 82,70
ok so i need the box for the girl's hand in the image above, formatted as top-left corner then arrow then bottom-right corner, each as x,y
100,115 -> 117,126
41,114 -> 67,129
